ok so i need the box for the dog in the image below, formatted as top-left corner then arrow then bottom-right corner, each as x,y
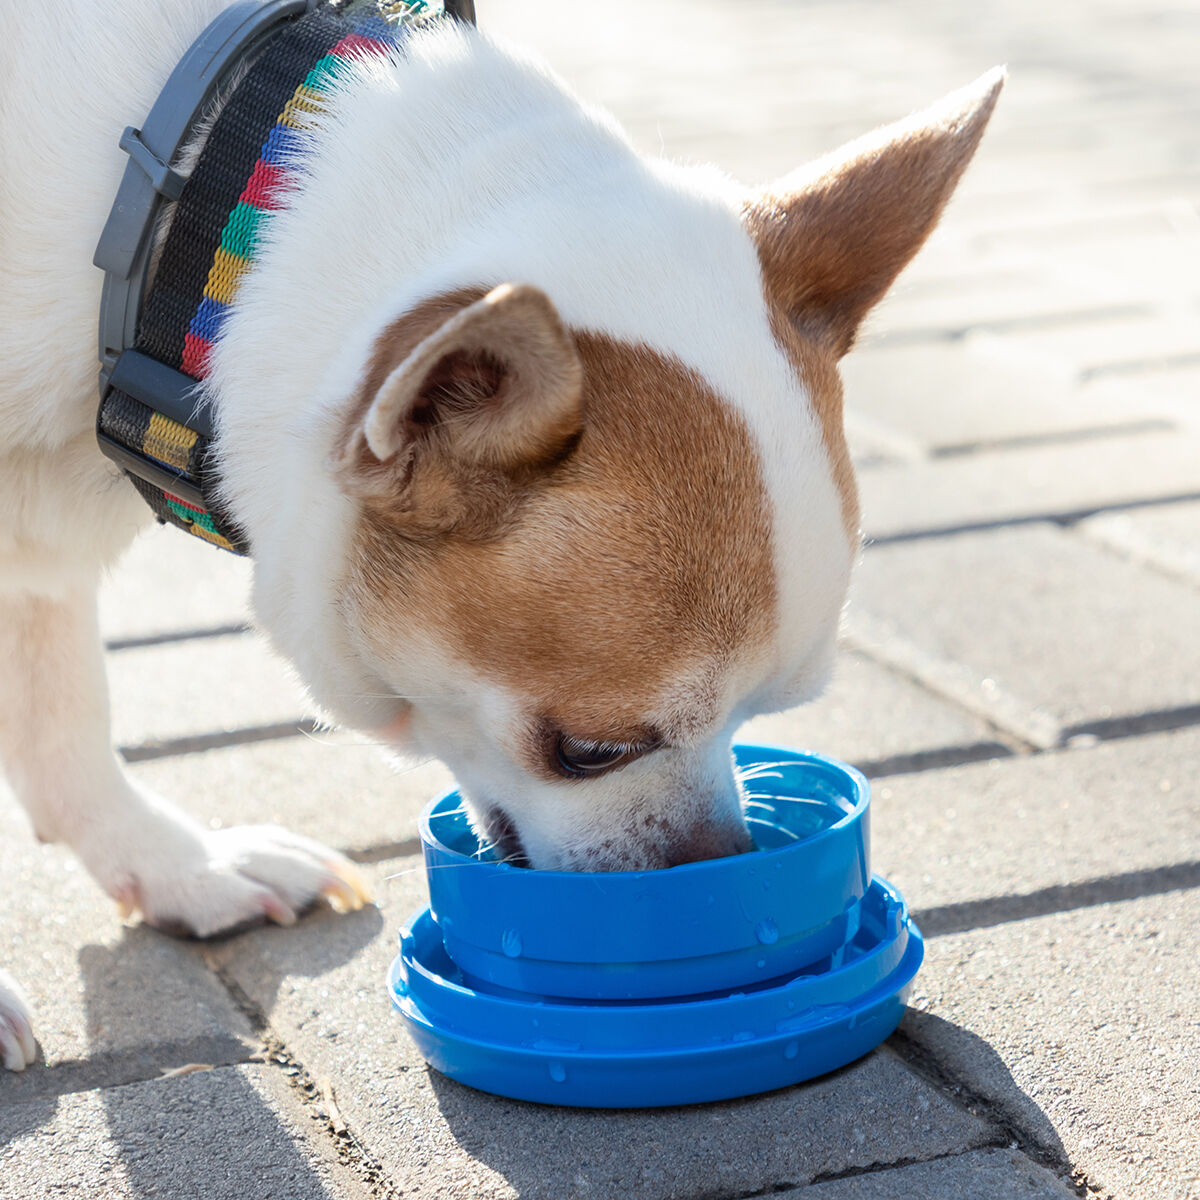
0,0 -> 1001,1070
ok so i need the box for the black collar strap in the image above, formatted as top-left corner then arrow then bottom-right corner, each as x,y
95,0 -> 476,554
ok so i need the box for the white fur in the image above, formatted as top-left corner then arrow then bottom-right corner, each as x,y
1,7 -> 864,1065
210,22 -> 849,727
0,1 -> 372,1070
205,23 -> 850,868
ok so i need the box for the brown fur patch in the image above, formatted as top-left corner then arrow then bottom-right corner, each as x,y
743,69 -> 1004,541
341,332 -> 777,757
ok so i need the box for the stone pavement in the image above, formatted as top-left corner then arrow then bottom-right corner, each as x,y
3,0 -> 1199,1195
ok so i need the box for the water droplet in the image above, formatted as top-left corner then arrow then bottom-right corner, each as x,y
501,929 -> 522,958
548,1061 -> 567,1083
762,880 -> 771,891
755,917 -> 779,945
784,1041 -> 799,1060
756,959 -> 766,969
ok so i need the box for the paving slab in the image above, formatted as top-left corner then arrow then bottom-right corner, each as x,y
100,524 -> 252,645
129,732 -> 453,858
124,648 -> 993,864
108,631 -> 310,752
867,727 -> 1200,914
974,314 -> 1200,382
0,799 -> 254,1100
869,267 -> 1140,341
852,524 -> 1200,731
902,889 -> 1200,1200
737,650 -> 1004,773
779,1147 -> 1079,1199
857,430 -> 1200,542
1079,498 -> 1200,586
841,339 -> 1173,451
212,860 -> 998,1200
0,1064 -> 372,1200
1083,365 -> 1200,432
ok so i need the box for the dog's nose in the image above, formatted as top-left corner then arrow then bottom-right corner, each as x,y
661,822 -> 754,868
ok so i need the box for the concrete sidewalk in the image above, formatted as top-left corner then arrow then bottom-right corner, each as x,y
3,0 -> 1199,1196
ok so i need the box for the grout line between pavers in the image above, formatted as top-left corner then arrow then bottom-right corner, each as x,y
105,622 -> 251,652
861,489 -> 1200,549
861,303 -> 1149,347
843,614 -> 1059,752
927,418 -> 1178,460
854,740 -> 1015,779
887,1028 -> 1093,1198
1082,350 -> 1200,381
119,718 -> 324,763
345,838 -> 422,864
1074,513 -> 1200,589
845,618 -> 1200,767
201,950 -> 406,1200
912,860 -> 1200,939
703,1142 -> 1067,1200
0,1041 -> 257,1106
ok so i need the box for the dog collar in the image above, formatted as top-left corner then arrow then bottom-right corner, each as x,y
94,0 -> 476,554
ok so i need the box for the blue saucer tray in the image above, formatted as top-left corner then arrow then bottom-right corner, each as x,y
389,875 -> 922,1109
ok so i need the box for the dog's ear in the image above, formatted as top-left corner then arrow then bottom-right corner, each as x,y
337,283 -> 583,516
744,68 -> 1004,357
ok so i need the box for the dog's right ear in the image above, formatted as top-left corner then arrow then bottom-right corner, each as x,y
744,68 -> 1004,358
335,283 -> 583,518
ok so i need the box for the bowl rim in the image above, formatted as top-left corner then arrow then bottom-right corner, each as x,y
393,875 -> 912,1020
418,743 -> 870,880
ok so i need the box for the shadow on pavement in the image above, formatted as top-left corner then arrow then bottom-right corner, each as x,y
425,1032 -> 1025,1200
895,1010 -> 1072,1172
74,914 -> 382,1200
96,1063 -> 345,1200
203,900 -> 386,1016
0,1096 -> 60,1152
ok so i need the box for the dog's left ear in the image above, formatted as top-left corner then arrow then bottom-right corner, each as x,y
335,283 -> 584,524
745,67 -> 1005,357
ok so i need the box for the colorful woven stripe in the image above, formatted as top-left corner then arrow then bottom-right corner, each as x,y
98,0 -> 445,554
180,14 -> 404,380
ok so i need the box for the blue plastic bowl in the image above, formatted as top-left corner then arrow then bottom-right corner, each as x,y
421,746 -> 871,1000
389,875 -> 922,1108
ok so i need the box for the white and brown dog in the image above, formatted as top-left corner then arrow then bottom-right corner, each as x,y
0,2 -> 1001,1069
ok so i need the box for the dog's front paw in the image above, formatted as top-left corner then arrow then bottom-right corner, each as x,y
0,969 -> 37,1071
83,804 -> 373,939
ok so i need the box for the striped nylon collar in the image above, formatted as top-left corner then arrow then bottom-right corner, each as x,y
95,0 -> 470,554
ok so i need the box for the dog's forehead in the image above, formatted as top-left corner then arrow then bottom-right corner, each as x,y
348,162 -> 855,729
356,332 -> 779,735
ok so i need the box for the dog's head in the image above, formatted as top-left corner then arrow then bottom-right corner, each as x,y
233,64 -> 1001,870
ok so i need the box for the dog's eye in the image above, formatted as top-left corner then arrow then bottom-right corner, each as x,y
553,735 -> 641,779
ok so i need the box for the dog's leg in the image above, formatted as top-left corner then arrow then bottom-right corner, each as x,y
0,584 -> 371,1065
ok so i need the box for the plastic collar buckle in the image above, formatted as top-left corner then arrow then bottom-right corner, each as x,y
118,126 -> 188,201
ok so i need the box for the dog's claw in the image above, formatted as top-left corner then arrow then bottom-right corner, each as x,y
331,859 -> 373,906
321,871 -> 367,915
114,883 -> 140,921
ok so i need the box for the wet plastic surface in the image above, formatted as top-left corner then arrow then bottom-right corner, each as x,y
422,747 -> 872,999
388,745 -> 922,1107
